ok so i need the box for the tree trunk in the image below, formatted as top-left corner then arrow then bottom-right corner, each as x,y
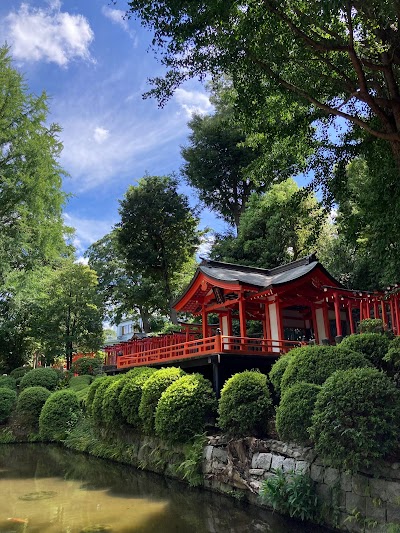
139,307 -> 151,334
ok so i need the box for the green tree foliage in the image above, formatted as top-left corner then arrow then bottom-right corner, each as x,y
16,386 -> 51,427
139,367 -> 186,434
126,0 -> 400,168
218,371 -> 273,437
118,175 -> 200,323
310,368 -> 400,471
20,367 -> 60,391
39,389 -> 80,442
276,383 -> 321,445
269,355 -> 292,397
155,374 -> 216,443
0,387 -> 17,423
280,345 -> 371,394
119,367 -> 156,428
181,83 -> 314,230
71,356 -> 103,376
339,333 -> 390,368
211,179 -> 327,268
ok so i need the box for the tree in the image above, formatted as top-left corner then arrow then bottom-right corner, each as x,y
0,46 -> 69,280
181,82 -> 314,231
211,179 -> 327,269
125,0 -> 400,169
117,175 -> 201,323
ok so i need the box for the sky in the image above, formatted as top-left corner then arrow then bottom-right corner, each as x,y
0,0 -> 226,259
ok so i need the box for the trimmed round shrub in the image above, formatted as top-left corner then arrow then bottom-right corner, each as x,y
91,376 -> 117,424
69,375 -> 93,391
218,371 -> 273,437
20,367 -> 60,391
0,387 -> 17,423
383,346 -> 400,369
39,389 -> 80,441
119,368 -> 156,428
10,366 -> 32,379
0,375 -> 16,391
71,356 -> 103,376
310,368 -> 400,471
86,376 -> 108,414
339,333 -> 390,368
139,367 -> 186,434
359,318 -> 384,334
275,383 -> 321,445
280,345 -> 371,394
16,386 -> 51,426
155,373 -> 217,443
102,376 -> 129,427
269,355 -> 292,397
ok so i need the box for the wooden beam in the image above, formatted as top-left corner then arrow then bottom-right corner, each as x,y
334,293 -> 342,337
238,291 -> 247,338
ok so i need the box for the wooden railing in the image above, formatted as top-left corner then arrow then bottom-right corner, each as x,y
107,335 -> 303,369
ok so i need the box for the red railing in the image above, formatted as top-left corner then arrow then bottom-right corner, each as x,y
106,335 -> 303,369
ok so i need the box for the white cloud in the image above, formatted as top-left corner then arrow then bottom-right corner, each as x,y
174,88 -> 213,118
101,6 -> 136,41
64,213 -> 115,256
1,2 -> 94,66
93,127 -> 110,144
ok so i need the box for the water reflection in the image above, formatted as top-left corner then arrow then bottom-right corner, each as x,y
0,445 -> 327,533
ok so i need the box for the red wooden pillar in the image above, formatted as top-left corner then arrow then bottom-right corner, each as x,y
275,297 -> 284,342
381,300 -> 388,330
395,296 -> 400,336
202,306 -> 208,339
390,298 -> 395,331
238,291 -> 247,338
227,310 -> 233,336
373,300 -> 379,319
264,302 -> 272,350
348,303 -> 355,334
366,299 -> 371,319
359,299 -> 363,323
310,303 -> 319,344
323,300 -> 331,341
333,293 -> 342,337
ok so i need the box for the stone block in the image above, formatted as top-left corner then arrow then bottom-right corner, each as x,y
370,478 -> 388,501
387,502 -> 400,523
295,460 -> 309,473
324,466 -> 340,487
346,492 -> 366,516
203,445 -> 213,461
212,447 -> 228,464
352,473 -> 370,497
386,481 -> 400,505
340,472 -> 352,492
310,463 -> 324,483
282,458 -> 295,473
249,468 -> 264,476
250,480 -> 261,493
316,483 -> 332,506
270,454 -> 285,471
365,496 -> 386,522
252,452 -> 272,471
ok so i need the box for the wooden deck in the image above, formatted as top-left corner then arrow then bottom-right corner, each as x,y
105,335 -> 303,370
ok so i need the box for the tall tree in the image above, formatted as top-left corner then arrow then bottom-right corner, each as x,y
181,82 -> 314,231
211,179 -> 327,268
125,0 -> 400,169
117,175 -> 201,323
0,46 -> 68,280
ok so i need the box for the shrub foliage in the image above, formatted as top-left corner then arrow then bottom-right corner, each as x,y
155,373 -> 216,443
310,367 -> 400,471
39,389 -> 80,441
339,333 -> 390,368
280,345 -> 371,393
358,318 -> 384,334
0,375 -> 16,391
20,367 -> 60,391
275,383 -> 321,445
119,368 -> 156,428
0,387 -> 17,423
269,355 -> 292,396
102,376 -> 128,427
86,376 -> 108,415
91,376 -> 117,424
16,386 -> 51,426
71,356 -> 103,376
218,370 -> 273,437
139,367 -> 186,434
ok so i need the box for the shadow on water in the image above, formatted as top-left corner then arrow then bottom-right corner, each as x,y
0,444 -> 328,533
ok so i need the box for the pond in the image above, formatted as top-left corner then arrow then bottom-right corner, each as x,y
0,444 -> 328,533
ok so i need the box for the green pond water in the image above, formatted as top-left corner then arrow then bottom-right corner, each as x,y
0,444 -> 328,533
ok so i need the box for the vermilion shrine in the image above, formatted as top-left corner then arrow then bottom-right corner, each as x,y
104,254 -> 399,390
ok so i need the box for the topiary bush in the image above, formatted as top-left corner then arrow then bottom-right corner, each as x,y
71,356 -> 103,376
139,367 -> 186,434
0,387 -> 17,423
155,373 -> 217,443
16,386 -> 51,427
86,376 -> 108,414
119,368 -> 156,428
91,376 -> 117,424
280,345 -> 371,394
20,367 -> 60,391
102,375 -> 129,427
69,375 -> 93,391
218,370 -> 273,437
39,389 -> 80,442
310,367 -> 400,471
0,375 -> 16,391
339,333 -> 390,368
269,355 -> 292,397
359,318 -> 384,334
10,366 -> 32,379
275,383 -> 321,445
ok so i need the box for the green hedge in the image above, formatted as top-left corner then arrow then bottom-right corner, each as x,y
339,333 -> 390,368
139,367 -> 186,434
91,376 -> 117,424
39,389 -> 80,441
218,371 -> 273,437
71,356 -> 103,376
275,383 -> 321,445
310,367 -> 400,471
269,355 -> 292,396
10,366 -> 32,379
102,376 -> 128,427
69,375 -> 93,391
0,375 -> 16,391
119,368 -> 156,428
155,373 -> 216,443
86,376 -> 108,414
16,386 -> 51,427
0,387 -> 17,423
20,367 -> 60,391
280,345 -> 371,393
358,318 -> 384,334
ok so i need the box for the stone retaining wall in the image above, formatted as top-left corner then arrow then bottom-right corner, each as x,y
202,436 -> 400,532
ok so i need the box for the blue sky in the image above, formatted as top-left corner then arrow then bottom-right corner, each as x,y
0,0 -> 227,258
